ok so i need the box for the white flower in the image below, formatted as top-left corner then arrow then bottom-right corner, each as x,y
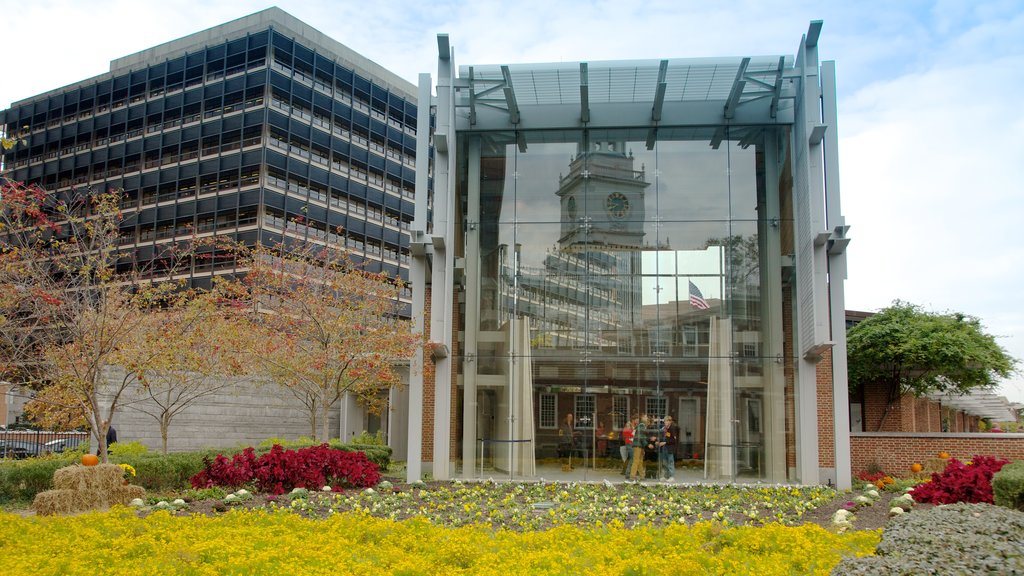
889,507 -> 905,516
172,499 -> 186,506
322,485 -> 333,492
224,494 -> 240,503
363,488 -> 376,495
236,489 -> 250,496
865,489 -> 880,499
128,498 -> 145,507
854,495 -> 871,505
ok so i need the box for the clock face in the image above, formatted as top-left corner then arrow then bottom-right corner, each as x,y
605,192 -> 630,218
567,196 -> 577,220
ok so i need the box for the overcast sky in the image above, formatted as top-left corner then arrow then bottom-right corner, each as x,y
2,0 -> 1023,404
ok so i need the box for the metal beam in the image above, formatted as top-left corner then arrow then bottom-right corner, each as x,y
645,127 -> 657,150
723,57 -> 750,119
437,34 -> 450,60
500,65 -> 521,125
468,66 -> 476,125
651,60 -> 668,122
710,126 -> 725,149
579,63 -> 590,123
806,20 -> 823,48
770,56 -> 785,118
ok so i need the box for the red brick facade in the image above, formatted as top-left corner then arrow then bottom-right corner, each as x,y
417,285 -> 461,467
782,291 -> 796,471
816,349 -> 835,467
858,381 -> 982,434
851,433 -> 1024,477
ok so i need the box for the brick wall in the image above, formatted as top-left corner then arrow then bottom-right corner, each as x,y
783,289 -> 796,471
816,349 -> 834,467
850,432 -> 1024,477
421,286 -> 434,462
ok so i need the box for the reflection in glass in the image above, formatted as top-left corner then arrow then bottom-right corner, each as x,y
464,128 -> 782,481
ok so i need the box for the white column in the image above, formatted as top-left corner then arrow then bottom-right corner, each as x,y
406,72 -> 432,483
822,60 -> 852,490
462,137 -> 482,476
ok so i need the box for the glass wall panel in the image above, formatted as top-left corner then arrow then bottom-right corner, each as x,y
460,124 -> 785,482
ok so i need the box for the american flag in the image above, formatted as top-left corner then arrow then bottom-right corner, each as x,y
689,280 -> 710,310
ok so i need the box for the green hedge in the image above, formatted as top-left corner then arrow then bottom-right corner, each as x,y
0,442 -> 392,507
0,456 -> 78,505
993,460 -> 1024,512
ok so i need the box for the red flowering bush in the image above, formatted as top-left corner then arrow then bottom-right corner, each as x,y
910,455 -> 1009,505
252,444 -> 380,494
856,471 -> 886,483
191,447 -> 259,489
190,444 -> 380,494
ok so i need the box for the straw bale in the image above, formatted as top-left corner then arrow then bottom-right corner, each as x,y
53,464 -> 124,491
107,484 -> 146,506
32,488 -> 107,516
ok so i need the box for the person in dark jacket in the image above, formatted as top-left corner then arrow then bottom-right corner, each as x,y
657,415 -> 679,481
97,423 -> 117,455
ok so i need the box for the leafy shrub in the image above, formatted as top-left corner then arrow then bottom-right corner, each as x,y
349,430 -> 386,445
0,457 -> 77,505
831,502 -> 1024,575
252,437 -> 391,471
910,455 -> 1009,504
992,460 -> 1024,512
190,444 -> 380,494
119,451 -> 215,492
108,441 -> 149,457
189,447 -> 258,490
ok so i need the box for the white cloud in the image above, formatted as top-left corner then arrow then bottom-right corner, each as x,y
841,50 -> 1024,402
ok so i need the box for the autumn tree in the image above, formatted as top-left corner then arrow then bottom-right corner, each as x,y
847,302 -> 1017,427
118,288 -> 249,453
229,237 -> 420,442
0,181 -> 192,461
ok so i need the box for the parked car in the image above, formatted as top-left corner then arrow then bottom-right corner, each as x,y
0,439 -> 41,459
43,437 -> 87,454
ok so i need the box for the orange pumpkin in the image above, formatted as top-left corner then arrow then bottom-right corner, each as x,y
910,462 -> 923,473
938,451 -> 950,459
81,453 -> 99,466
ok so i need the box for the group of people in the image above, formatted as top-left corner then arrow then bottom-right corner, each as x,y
557,412 -> 680,481
619,414 -> 679,481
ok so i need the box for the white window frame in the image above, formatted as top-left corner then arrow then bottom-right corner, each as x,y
682,325 -> 698,357
539,393 -> 557,429
645,396 -> 667,423
612,396 -> 630,430
574,394 -> 596,429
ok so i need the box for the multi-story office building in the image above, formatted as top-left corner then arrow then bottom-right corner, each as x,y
1,8 -> 421,312
0,8 -> 426,454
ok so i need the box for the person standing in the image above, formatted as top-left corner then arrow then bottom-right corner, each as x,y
558,413 -> 578,467
629,415 -> 650,481
97,422 -> 117,456
620,416 -> 636,476
657,415 -> 679,481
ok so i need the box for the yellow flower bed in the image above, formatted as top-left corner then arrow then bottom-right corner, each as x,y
0,508 -> 878,575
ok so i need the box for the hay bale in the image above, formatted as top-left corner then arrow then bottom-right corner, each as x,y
107,484 -> 146,506
53,464 -> 124,491
36,463 -> 147,515
32,488 -> 108,516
